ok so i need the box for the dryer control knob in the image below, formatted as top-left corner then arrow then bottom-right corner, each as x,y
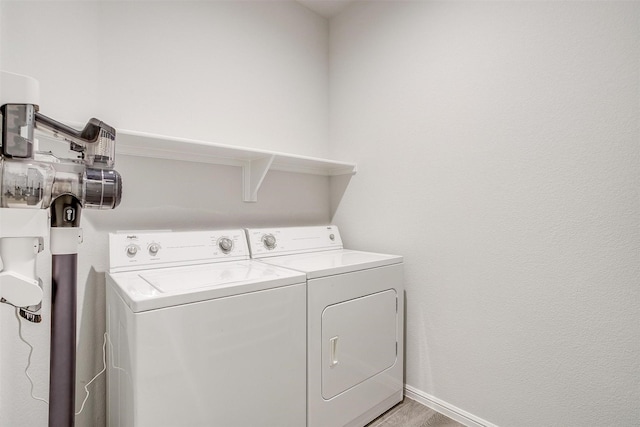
262,234 -> 276,250
218,237 -> 234,254
126,245 -> 138,257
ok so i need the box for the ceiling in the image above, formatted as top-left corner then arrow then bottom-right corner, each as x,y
296,0 -> 356,18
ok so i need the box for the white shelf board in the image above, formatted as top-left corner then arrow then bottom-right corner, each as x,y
115,128 -> 357,202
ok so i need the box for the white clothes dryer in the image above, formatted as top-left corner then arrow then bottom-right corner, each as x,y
106,230 -> 307,427
246,225 -> 404,427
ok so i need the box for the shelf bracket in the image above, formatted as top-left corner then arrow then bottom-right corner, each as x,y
242,155 -> 275,202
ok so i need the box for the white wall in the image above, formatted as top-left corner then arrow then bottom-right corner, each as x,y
1,1 -> 329,157
0,2 -> 330,426
3,1 -> 639,427
330,1 -> 639,426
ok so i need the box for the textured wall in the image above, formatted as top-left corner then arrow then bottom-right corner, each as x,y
3,1 -> 639,427
1,1 -> 329,158
330,1 -> 640,426
0,2 -> 330,426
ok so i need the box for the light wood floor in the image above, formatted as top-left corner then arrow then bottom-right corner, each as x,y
366,397 -> 466,427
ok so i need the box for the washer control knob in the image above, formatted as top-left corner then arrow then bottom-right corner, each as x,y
218,237 -> 233,254
148,243 -> 160,256
262,234 -> 276,250
126,245 -> 138,257
329,234 -> 335,241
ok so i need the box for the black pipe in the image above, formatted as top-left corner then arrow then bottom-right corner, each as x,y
49,194 -> 82,427
49,253 -> 77,426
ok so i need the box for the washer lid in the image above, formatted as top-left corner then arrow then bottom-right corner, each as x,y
107,260 -> 306,312
258,249 -> 402,279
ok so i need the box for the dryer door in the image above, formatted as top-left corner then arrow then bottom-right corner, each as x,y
321,289 -> 398,399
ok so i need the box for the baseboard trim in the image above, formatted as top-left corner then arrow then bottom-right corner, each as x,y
404,385 -> 498,427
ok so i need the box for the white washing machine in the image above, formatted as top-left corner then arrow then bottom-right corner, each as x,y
246,225 -> 404,427
106,230 -> 307,427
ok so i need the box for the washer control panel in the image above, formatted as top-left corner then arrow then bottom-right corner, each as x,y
247,226 -> 343,258
109,230 -> 249,273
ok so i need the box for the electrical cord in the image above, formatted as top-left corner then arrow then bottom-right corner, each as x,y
75,332 -> 107,415
14,307 -> 48,405
14,307 -> 109,416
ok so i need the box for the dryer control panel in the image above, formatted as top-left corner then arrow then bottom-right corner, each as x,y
109,230 -> 249,273
247,225 -> 343,258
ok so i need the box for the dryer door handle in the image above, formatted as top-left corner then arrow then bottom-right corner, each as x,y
329,336 -> 339,368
